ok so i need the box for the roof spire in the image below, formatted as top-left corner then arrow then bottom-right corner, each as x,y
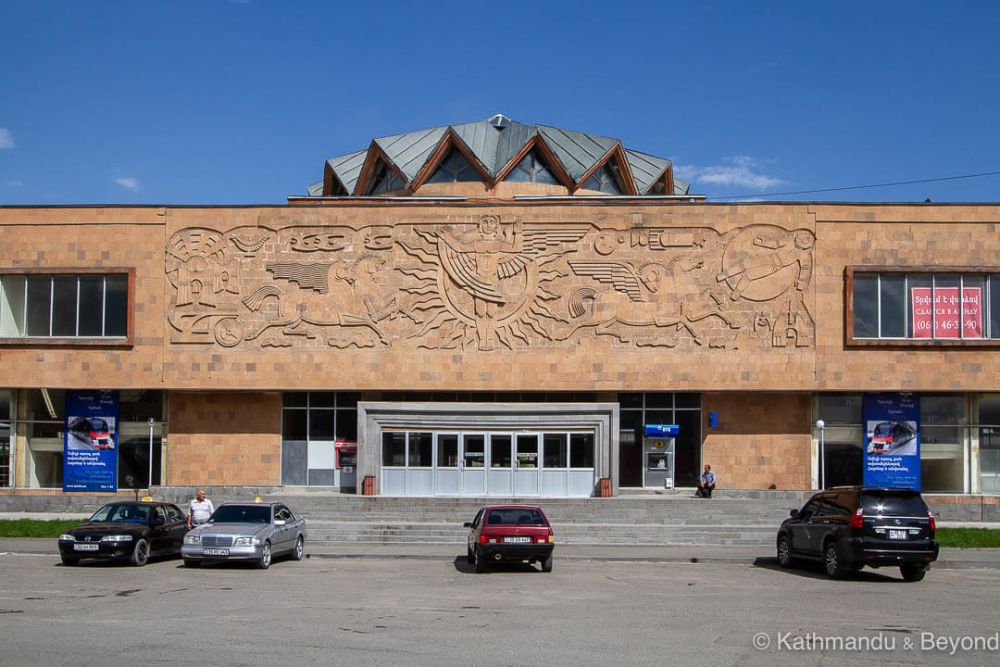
487,113 -> 511,129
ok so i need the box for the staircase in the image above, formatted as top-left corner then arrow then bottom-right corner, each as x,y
261,490 -> 809,547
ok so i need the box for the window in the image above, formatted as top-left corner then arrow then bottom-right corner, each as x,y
427,148 -> 482,184
408,432 -> 433,467
582,162 -> 624,194
979,395 -> 1000,494
619,392 -> 702,486
817,392 -> 968,493
570,434 -> 594,468
382,432 -> 406,467
849,270 -> 999,342
281,392 -> 358,443
543,434 -> 568,468
438,434 -> 459,468
0,272 -> 131,341
490,434 -> 512,468
463,434 -> 485,468
365,159 -> 405,195
0,390 -> 9,487
506,150 -> 559,185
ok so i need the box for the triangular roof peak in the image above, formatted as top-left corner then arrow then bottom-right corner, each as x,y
313,116 -> 696,198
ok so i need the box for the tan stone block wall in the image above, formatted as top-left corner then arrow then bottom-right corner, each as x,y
166,391 -> 281,485
0,207 -> 166,388
158,203 -> 818,391
1,202 -> 999,396
702,392 -> 812,489
812,204 -> 1000,391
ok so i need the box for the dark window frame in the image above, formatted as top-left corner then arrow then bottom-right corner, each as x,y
0,268 -> 135,347
846,266 -> 1000,348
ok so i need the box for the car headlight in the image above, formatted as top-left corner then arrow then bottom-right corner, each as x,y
184,533 -> 201,544
59,534 -> 76,541
100,535 -> 134,542
233,536 -> 260,547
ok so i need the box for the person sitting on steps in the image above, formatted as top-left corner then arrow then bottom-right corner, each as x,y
695,465 -> 716,498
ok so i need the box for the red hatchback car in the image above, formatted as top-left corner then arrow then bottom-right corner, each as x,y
465,505 -> 555,573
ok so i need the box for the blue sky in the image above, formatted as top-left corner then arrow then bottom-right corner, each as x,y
1,0 -> 998,204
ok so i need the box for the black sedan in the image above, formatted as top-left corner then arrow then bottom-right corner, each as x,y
57,501 -> 189,566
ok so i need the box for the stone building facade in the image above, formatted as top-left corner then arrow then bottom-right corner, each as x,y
1,118 -> 999,498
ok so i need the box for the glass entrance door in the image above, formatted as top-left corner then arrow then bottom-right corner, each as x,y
487,433 -> 513,496
515,434 -> 541,495
436,433 -> 460,495
461,434 -> 486,495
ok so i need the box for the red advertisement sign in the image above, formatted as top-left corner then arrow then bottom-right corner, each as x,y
911,286 -> 982,338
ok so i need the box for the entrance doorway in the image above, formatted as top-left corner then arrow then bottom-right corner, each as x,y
380,430 -> 595,497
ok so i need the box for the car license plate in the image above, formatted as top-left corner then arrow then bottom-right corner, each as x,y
504,536 -> 531,543
204,548 -> 230,556
74,543 -> 99,551
888,529 -> 908,540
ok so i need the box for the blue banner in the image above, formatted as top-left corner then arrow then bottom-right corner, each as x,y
863,393 -> 921,490
63,390 -> 119,492
645,424 -> 680,437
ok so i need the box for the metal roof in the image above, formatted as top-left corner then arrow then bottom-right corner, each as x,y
325,149 -> 368,194
536,125 -> 618,181
313,116 -> 686,196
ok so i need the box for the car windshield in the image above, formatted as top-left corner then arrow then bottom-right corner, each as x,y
210,505 -> 271,524
90,504 -> 151,523
485,508 -> 546,526
862,492 -> 928,516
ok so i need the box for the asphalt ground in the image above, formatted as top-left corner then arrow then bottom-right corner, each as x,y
3,538 -> 999,569
0,546 -> 998,666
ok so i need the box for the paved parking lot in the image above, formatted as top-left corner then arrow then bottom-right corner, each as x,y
0,549 -> 997,666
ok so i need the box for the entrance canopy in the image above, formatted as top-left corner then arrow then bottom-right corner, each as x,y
357,402 -> 619,497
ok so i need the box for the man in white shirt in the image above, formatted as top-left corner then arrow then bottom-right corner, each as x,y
187,489 -> 215,529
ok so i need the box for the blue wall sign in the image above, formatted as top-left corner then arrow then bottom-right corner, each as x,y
862,392 -> 921,491
645,424 -> 680,437
63,390 -> 119,492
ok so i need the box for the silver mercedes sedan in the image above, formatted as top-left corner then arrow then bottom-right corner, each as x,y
181,502 -> 306,569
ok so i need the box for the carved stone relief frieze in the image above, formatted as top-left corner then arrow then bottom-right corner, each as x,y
165,215 -> 815,351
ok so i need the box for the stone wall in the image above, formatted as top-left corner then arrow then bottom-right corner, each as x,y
165,391 -> 281,485
702,392 -> 812,490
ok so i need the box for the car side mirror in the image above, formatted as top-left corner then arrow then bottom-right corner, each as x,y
274,519 -> 286,526
789,509 -> 799,519
463,522 -> 472,528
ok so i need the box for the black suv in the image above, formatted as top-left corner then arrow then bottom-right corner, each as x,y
775,486 -> 938,581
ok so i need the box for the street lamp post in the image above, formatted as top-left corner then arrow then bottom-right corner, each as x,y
147,417 -> 155,489
816,419 -> 826,490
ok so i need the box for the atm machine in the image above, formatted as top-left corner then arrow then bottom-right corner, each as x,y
335,440 -> 358,493
643,424 -> 678,489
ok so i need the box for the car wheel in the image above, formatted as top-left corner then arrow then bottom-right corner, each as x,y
823,542 -> 846,580
541,554 -> 553,573
900,563 -> 927,582
292,536 -> 304,561
130,539 -> 150,567
776,535 -> 793,568
60,555 -> 79,566
473,548 -> 486,573
258,541 -> 272,570
466,547 -> 474,565
183,558 -> 201,568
